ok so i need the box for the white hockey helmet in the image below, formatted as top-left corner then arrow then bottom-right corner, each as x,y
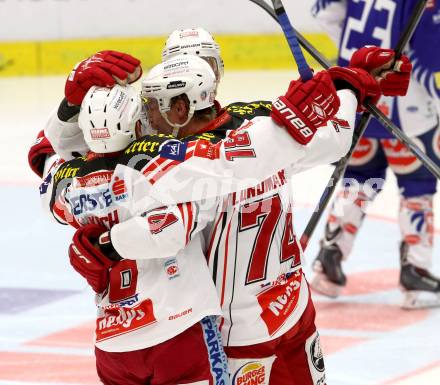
162,27 -> 224,80
79,84 -> 141,153
141,54 -> 216,131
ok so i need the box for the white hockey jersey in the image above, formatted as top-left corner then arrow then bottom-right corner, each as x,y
42,140 -> 222,353
107,90 -> 357,346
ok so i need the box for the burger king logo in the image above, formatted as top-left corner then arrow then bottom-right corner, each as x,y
232,361 -> 267,385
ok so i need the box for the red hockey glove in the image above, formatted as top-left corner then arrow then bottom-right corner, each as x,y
28,130 -> 55,178
328,66 -> 381,112
349,46 -> 412,97
65,50 -> 142,106
69,224 -> 120,293
271,71 -> 340,145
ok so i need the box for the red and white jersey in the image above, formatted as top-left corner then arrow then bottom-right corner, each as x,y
108,90 -> 357,346
42,150 -> 221,353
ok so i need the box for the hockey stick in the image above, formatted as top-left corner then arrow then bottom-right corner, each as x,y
250,0 -> 440,178
300,0 -> 429,249
249,0 -> 440,180
270,0 -> 313,81
249,0 -> 434,247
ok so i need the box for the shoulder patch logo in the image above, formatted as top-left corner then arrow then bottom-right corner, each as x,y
159,139 -> 188,162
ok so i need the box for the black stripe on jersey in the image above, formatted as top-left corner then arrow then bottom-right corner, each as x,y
212,211 -> 228,286
226,212 -> 240,346
189,203 -> 199,242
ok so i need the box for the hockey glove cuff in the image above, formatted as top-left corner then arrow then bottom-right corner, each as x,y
28,130 -> 55,178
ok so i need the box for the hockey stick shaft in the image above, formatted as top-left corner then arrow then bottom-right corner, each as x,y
270,0 -> 313,81
249,0 -> 439,180
300,0 -> 430,249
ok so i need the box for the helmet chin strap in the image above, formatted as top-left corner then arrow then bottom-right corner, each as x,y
162,105 -> 196,137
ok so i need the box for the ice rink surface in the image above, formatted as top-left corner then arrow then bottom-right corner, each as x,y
1,72 -> 439,384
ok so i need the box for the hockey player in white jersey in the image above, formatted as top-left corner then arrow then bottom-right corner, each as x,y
311,0 -> 440,309
41,79 -> 231,385
32,33 -> 412,383
38,52 -> 346,384
96,49 -> 409,385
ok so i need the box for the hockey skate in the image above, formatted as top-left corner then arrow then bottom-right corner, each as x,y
400,242 -> 440,309
311,242 -> 346,298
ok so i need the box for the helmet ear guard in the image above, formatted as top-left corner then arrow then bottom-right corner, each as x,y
141,54 -> 217,134
79,84 -> 141,153
162,27 -> 224,80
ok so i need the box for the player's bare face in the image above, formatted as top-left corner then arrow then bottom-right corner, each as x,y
143,98 -> 174,135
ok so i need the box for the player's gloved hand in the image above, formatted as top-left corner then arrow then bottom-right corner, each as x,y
69,224 -> 121,293
349,46 -> 412,97
271,70 -> 340,145
65,50 -> 142,106
327,66 -> 381,112
28,130 -> 55,178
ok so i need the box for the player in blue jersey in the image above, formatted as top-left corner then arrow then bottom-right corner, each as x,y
311,0 -> 440,308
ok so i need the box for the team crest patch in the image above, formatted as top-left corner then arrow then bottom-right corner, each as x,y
164,258 -> 180,279
159,139 -> 188,162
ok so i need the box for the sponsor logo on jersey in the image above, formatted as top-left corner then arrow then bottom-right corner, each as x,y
166,80 -> 186,89
164,257 -> 180,280
75,171 -> 113,188
193,140 -> 221,160
83,209 -> 120,228
257,270 -> 302,336
168,307 -> 192,320
124,138 -> 162,155
70,189 -> 113,215
348,137 -> 378,166
54,165 -> 80,182
112,177 -> 128,201
118,293 -> 140,307
159,139 -> 188,161
90,128 -> 111,140
201,316 -> 229,385
382,138 -> 424,174
95,298 -> 156,342
232,361 -> 267,385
